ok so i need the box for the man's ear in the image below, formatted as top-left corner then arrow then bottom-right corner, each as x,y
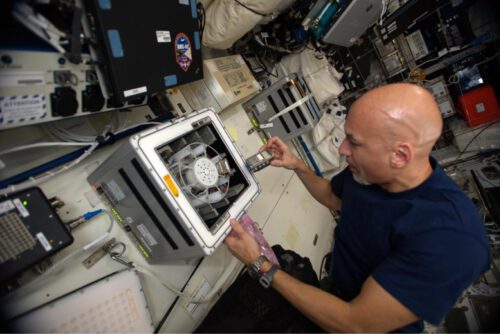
390,142 -> 412,168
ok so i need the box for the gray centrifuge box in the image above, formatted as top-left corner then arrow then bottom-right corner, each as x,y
243,73 -> 321,142
88,108 -> 261,262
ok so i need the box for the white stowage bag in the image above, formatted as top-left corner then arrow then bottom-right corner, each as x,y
278,48 -> 344,107
302,101 -> 347,176
198,0 -> 215,9
203,0 -> 294,49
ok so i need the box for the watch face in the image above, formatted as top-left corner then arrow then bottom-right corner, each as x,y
247,265 -> 258,278
247,255 -> 267,279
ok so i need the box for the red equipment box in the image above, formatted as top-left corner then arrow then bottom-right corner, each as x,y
457,85 -> 500,127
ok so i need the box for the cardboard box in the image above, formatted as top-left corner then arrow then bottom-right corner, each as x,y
201,55 -> 260,111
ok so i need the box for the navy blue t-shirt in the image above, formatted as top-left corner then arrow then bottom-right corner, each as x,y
329,159 -> 490,332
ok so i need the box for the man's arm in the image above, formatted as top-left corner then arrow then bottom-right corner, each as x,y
225,220 -> 418,332
263,137 -> 341,210
270,268 -> 418,332
294,159 -> 341,211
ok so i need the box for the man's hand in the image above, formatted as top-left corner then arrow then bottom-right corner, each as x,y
263,136 -> 341,210
224,219 -> 261,265
262,137 -> 304,171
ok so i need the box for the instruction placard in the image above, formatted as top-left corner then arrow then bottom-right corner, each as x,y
0,94 -> 46,124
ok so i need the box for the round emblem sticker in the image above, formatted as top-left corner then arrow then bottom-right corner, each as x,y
174,33 -> 192,72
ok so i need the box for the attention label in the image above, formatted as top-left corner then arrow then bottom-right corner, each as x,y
0,94 -> 46,124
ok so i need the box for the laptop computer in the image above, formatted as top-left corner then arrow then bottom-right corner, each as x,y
322,0 -> 383,47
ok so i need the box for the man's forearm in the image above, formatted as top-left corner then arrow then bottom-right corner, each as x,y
269,266 -> 356,332
294,161 -> 340,210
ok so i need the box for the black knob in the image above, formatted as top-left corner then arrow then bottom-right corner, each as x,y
51,87 -> 78,117
107,99 -> 125,108
82,85 -> 105,112
128,96 -> 146,105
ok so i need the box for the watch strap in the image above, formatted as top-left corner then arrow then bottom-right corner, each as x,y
259,264 -> 279,288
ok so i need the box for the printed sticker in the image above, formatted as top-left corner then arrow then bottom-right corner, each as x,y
259,123 -> 274,129
105,180 -> 126,202
123,86 -> 147,97
174,33 -> 193,72
0,94 -> 46,124
156,30 -> 171,43
13,198 -> 29,217
475,103 -> 485,113
36,232 -> 53,252
0,71 -> 45,87
137,224 -> 158,246
0,200 -> 15,215
255,101 -> 267,114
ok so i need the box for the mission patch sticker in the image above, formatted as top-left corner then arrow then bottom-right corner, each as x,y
174,32 -> 192,72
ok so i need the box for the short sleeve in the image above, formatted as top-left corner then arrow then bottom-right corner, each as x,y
372,229 -> 490,324
331,167 -> 349,199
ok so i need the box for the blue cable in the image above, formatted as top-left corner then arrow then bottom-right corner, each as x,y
67,209 -> 104,230
298,136 -> 322,177
298,78 -> 321,119
83,209 -> 104,221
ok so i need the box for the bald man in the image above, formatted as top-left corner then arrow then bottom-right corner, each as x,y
224,83 -> 490,332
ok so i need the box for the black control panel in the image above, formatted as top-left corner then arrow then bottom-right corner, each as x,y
0,187 -> 73,282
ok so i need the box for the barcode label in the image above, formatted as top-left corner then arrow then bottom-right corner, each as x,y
36,232 -> 52,252
13,198 -> 29,217
156,31 -> 171,43
124,86 -> 147,97
0,200 -> 15,215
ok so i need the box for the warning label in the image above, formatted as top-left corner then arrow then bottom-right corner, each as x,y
0,94 -> 46,124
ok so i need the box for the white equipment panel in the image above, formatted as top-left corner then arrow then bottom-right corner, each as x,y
0,50 -> 147,130
8,269 -> 154,333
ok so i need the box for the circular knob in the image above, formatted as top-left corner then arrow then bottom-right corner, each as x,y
1,55 -> 12,64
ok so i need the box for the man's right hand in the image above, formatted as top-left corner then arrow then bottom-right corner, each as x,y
262,137 -> 304,171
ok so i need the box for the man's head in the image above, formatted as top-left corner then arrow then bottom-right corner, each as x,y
339,83 -> 443,192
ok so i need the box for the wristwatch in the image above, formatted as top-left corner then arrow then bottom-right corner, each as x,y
247,255 -> 267,279
259,264 -> 279,288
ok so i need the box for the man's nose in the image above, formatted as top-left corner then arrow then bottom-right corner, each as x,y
339,139 -> 350,157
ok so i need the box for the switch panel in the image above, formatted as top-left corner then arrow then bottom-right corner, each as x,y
0,50 -> 147,130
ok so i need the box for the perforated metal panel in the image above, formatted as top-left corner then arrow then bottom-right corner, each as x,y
0,213 -> 36,263
0,188 -> 73,282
